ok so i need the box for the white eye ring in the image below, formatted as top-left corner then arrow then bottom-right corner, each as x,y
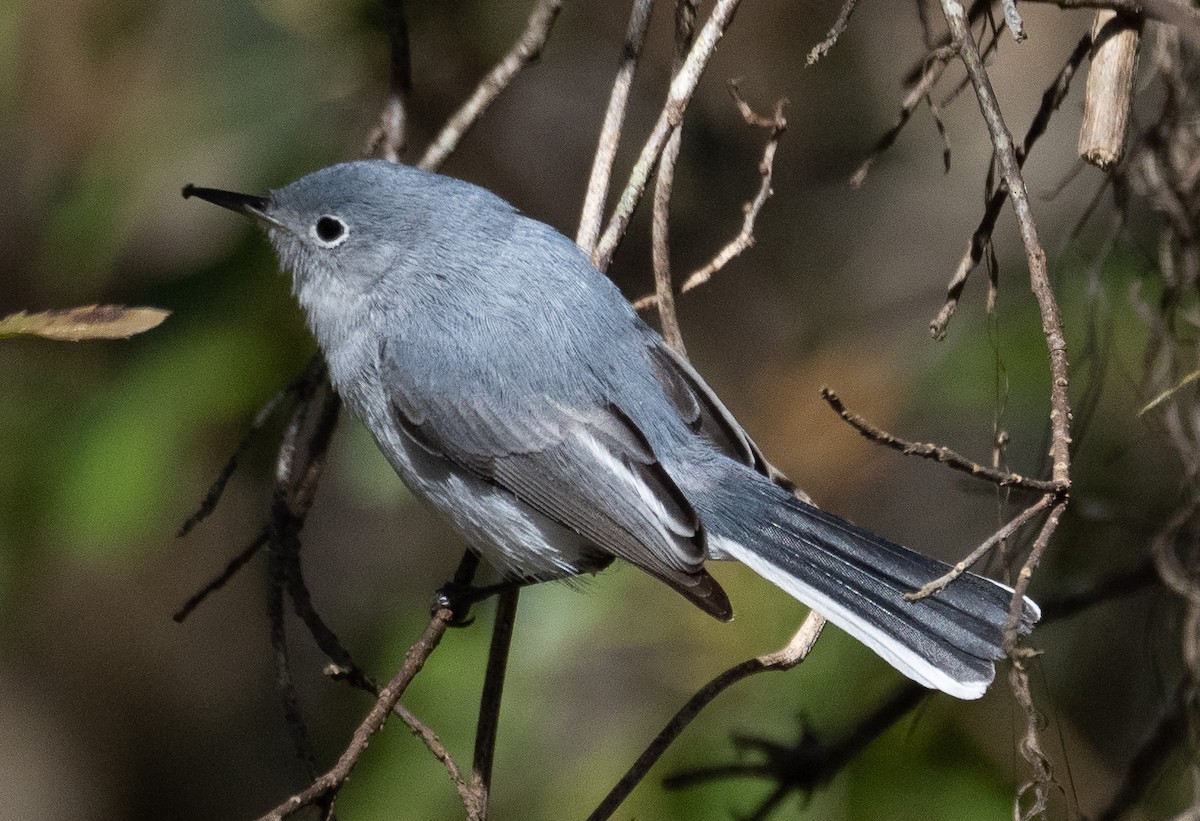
312,215 -> 349,248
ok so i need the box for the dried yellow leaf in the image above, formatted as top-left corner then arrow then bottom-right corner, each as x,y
0,305 -> 171,341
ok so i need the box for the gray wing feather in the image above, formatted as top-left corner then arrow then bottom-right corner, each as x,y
379,339 -> 706,574
646,341 -> 803,498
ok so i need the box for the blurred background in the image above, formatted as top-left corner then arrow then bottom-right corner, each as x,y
0,1 -> 1192,818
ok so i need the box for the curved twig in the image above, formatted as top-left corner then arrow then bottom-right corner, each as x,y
820,387 -> 1064,493
418,0 -> 564,173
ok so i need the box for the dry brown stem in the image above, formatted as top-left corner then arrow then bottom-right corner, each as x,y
255,608 -> 457,821
931,34 -> 1092,339
807,0 -> 860,65
820,387 -> 1064,493
935,3 -> 1073,811
577,0 -> 657,254
634,86 -> 786,311
649,0 -> 698,356
905,495 -> 1054,601
418,0 -> 564,172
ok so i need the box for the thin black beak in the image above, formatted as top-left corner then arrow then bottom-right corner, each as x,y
182,184 -> 282,228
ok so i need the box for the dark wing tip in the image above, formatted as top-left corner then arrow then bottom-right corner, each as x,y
668,568 -> 733,622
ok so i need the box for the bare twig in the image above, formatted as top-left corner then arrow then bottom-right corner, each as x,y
634,87 -> 787,310
649,0 -> 698,355
586,611 -> 826,821
593,0 -> 746,271
397,702 -> 470,797
255,607 -> 457,821
930,33 -> 1091,339
938,3 -> 1071,810
177,355 -> 323,538
467,589 -> 520,820
820,387 -> 1063,492
324,667 -> 471,798
267,549 -> 320,781
1008,502 -> 1065,818
854,46 -> 955,187
365,0 -> 413,161
325,552 -> 481,803
851,46 -> 955,188
418,0 -> 564,172
939,1 -> 1072,490
173,529 -> 268,621
577,0 -> 657,254
807,0 -> 861,66
852,0 -> 1005,188
906,494 -> 1054,601
263,379 -> 342,808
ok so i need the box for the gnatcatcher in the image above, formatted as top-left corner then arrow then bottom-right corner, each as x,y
184,160 -> 1038,699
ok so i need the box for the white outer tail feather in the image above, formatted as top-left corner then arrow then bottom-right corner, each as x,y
710,534 -> 993,700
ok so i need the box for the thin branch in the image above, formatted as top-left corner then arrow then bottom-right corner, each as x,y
853,0 -> 1002,188
397,703 -> 469,797
586,611 -> 826,821
648,0 -> 698,356
820,387 -> 1064,492
851,46 -> 955,188
262,380 -> 340,810
807,0 -> 861,66
634,87 -> 787,310
931,34 -> 1092,340
937,6 -> 1071,807
1007,502 -> 1066,819
365,0 -> 413,161
1001,0 -> 1027,41
173,529 -> 268,621
177,355 -> 323,537
327,551 -> 482,802
906,494 -> 1054,601
255,607 -> 457,821
467,589 -> 520,820
593,0 -> 746,271
325,648 -> 472,802
577,0 -> 657,254
939,1 -> 1072,489
417,0 -> 564,173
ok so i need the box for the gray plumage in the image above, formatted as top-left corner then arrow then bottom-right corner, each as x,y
184,160 -> 1039,699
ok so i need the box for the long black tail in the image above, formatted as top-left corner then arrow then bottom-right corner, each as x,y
699,465 -> 1039,699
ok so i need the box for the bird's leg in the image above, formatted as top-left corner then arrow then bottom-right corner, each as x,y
432,555 -> 615,626
431,576 -> 541,626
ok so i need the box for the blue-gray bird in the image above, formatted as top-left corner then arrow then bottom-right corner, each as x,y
184,160 -> 1038,699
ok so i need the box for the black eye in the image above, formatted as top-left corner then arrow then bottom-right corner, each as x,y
315,216 -> 347,244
